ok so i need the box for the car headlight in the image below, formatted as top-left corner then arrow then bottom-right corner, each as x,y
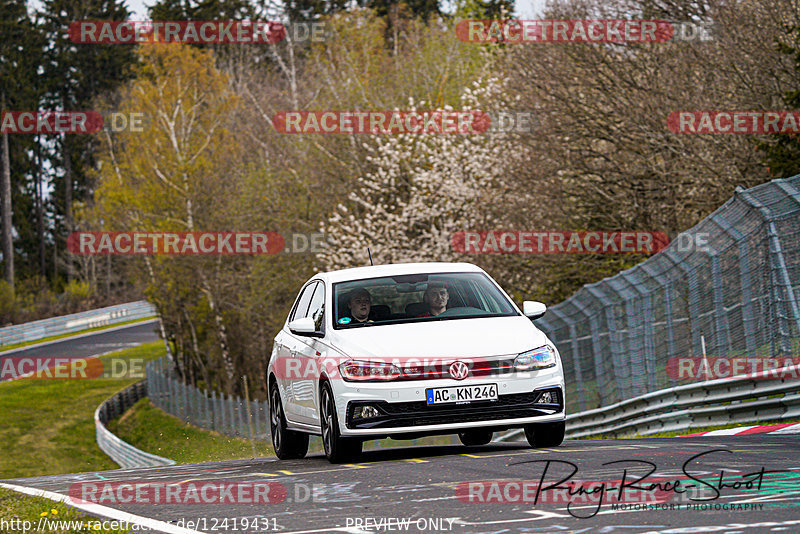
339,360 -> 402,381
514,346 -> 556,371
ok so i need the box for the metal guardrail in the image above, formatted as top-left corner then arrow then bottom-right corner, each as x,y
497,364 -> 800,442
0,300 -> 157,347
95,381 -> 176,469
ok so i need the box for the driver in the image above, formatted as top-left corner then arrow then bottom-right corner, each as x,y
346,288 -> 373,323
417,282 -> 449,317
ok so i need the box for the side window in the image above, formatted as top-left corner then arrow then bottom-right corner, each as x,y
307,283 -> 325,332
290,282 -> 317,322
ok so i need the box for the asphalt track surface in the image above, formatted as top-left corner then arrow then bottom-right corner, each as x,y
0,321 -> 160,362
4,436 -> 800,534
3,323 -> 800,533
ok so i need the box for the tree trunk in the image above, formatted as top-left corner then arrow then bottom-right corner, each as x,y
0,108 -> 13,294
63,135 -> 73,281
35,135 -> 45,277
144,255 -> 175,366
200,274 -> 236,392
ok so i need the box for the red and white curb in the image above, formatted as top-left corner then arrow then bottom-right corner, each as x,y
683,422 -> 800,437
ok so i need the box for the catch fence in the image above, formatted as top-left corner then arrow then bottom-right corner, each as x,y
538,175 -> 800,413
146,357 -> 270,441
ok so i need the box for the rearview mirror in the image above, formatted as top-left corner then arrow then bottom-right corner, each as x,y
288,317 -> 322,337
523,301 -> 547,320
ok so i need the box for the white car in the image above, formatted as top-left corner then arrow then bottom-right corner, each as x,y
267,262 -> 566,463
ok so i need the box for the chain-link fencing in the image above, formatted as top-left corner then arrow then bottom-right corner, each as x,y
538,175 -> 800,414
146,358 -> 270,441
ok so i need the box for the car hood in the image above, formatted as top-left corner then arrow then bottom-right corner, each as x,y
327,315 -> 549,359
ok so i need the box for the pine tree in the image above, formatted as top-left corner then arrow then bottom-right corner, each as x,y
39,0 -> 136,281
0,0 -> 45,290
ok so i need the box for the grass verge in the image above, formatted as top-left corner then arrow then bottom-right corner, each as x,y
0,341 -> 164,479
110,398 -> 458,464
108,398 -> 276,463
0,316 -> 157,353
0,488 -> 129,534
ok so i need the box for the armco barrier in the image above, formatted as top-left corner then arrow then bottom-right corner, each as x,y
95,381 -> 175,468
497,364 -> 800,442
0,300 -> 157,347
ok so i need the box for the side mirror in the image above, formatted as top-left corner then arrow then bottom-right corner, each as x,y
288,317 -> 322,337
523,301 -> 547,320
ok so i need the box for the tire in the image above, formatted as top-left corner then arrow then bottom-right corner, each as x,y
270,383 -> 309,460
458,429 -> 494,446
524,420 -> 566,448
320,382 -> 362,463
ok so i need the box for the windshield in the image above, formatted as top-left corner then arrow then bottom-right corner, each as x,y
333,272 -> 518,328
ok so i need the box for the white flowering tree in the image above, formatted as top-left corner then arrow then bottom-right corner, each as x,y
318,77 -> 521,270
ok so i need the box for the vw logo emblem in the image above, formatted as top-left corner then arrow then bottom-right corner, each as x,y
449,361 -> 469,380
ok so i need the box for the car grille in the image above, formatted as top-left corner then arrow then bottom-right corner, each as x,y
395,357 -> 516,381
346,387 -> 562,429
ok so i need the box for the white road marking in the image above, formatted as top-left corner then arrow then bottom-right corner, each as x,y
0,481 -> 203,534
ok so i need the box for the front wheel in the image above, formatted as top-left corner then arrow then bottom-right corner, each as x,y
524,420 -> 565,448
270,383 -> 309,459
458,429 -> 493,446
320,383 -> 362,463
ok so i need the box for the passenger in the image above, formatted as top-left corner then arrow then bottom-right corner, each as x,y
346,288 -> 373,323
417,283 -> 449,317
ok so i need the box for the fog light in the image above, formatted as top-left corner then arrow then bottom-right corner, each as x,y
353,406 -> 380,419
538,391 -> 556,404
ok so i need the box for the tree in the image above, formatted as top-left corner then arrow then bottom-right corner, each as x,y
763,23 -> 800,178
93,42 -> 243,390
318,77 -> 521,271
39,0 -> 136,282
0,0 -> 45,293
454,0 -> 513,20
500,0 -> 799,302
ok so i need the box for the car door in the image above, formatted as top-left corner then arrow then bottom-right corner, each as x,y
280,281 -> 317,422
292,281 -> 326,424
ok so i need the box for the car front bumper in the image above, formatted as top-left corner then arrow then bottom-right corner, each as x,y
332,368 -> 565,437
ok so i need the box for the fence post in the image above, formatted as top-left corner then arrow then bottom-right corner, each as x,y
710,213 -> 758,358
586,285 -> 628,403
736,186 -> 800,353
571,297 -> 607,408
219,390 -> 226,432
182,379 -> 188,421
664,249 -> 702,359
168,372 -> 176,416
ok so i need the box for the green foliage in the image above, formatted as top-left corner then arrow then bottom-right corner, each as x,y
0,277 -> 100,325
454,0 -> 514,20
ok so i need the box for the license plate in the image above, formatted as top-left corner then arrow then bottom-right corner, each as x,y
426,383 -> 498,405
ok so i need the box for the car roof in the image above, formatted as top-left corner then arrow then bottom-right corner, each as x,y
314,262 -> 485,284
